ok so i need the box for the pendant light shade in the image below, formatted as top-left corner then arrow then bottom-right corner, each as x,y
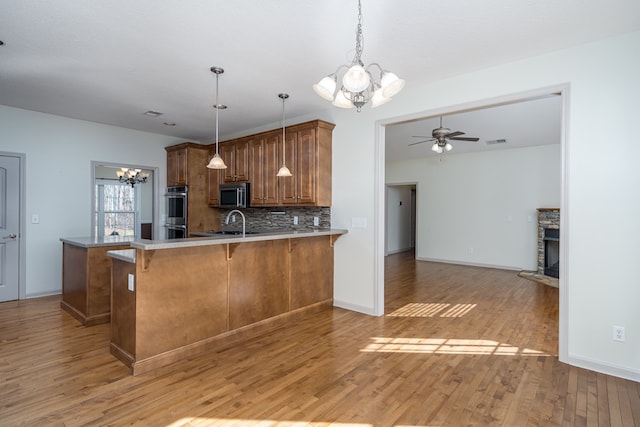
276,93 -> 292,177
207,66 -> 228,170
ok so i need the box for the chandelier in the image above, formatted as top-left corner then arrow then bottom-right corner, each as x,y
207,66 -> 228,169
116,168 -> 148,187
313,0 -> 405,111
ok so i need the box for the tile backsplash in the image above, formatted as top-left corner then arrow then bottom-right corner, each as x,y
217,207 -> 331,231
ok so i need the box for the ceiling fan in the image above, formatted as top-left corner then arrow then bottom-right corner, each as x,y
409,116 -> 480,153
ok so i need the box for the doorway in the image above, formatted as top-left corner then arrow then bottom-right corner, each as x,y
91,162 -> 157,240
0,153 -> 23,302
385,184 -> 416,255
377,85 -> 568,359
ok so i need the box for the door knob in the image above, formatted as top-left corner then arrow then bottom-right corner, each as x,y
2,233 -> 17,240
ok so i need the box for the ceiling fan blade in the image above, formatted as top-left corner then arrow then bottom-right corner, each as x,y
408,138 -> 435,146
411,135 -> 430,139
445,131 -> 464,138
449,136 -> 480,142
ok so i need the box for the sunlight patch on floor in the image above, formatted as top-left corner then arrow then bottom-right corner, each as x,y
361,337 -> 549,356
387,302 -> 477,318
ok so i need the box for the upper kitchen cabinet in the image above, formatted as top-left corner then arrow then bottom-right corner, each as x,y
220,138 -> 249,183
249,131 -> 280,206
165,143 -> 216,233
280,120 -> 334,207
207,147 -> 221,207
166,145 -> 188,186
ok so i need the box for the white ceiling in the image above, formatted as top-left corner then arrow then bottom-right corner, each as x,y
385,95 -> 563,161
1,0 -> 639,151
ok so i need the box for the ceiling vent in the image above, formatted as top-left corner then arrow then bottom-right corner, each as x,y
485,138 -> 507,145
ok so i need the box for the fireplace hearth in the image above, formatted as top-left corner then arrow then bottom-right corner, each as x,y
537,208 -> 560,278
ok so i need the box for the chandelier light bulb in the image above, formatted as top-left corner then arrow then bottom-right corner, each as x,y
380,71 -> 406,98
445,143 -> 453,151
313,75 -> 337,101
342,64 -> 370,93
332,90 -> 355,109
371,87 -> 391,108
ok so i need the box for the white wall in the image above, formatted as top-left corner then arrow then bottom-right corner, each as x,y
0,105 -> 182,297
385,185 -> 414,254
387,145 -> 560,270
329,30 -> 640,381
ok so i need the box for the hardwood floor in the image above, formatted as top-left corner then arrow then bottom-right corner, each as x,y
1,251 -> 639,426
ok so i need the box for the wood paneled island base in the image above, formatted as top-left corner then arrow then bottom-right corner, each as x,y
108,230 -> 345,375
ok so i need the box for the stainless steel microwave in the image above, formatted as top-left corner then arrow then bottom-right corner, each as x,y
219,182 -> 249,208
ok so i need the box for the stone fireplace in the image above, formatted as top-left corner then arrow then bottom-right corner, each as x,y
537,208 -> 560,278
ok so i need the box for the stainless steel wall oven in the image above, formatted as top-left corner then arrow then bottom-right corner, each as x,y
165,186 -> 187,239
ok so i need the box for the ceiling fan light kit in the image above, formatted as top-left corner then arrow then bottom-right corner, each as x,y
312,0 -> 405,111
411,116 -> 480,154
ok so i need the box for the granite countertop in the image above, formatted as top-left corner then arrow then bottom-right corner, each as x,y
60,235 -> 135,248
131,228 -> 348,251
106,249 -> 136,263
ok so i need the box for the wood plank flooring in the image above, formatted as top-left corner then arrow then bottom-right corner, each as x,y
1,251 -> 639,426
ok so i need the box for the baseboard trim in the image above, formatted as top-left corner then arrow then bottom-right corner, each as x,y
333,299 -> 376,316
415,256 -> 522,272
566,354 -> 640,383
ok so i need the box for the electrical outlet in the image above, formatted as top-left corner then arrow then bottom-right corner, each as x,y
313,217 -> 319,227
293,216 -> 298,225
613,325 -> 625,342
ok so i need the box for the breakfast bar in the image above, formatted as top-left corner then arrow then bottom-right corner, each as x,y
108,229 -> 346,375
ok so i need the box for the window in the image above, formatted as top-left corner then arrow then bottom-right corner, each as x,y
95,180 -> 141,237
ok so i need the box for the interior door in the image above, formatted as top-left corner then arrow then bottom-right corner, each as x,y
0,155 -> 20,302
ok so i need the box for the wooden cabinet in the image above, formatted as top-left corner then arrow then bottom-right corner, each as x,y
249,131 -> 280,206
165,143 -> 218,233
220,138 -> 249,182
205,119 -> 334,207
280,120 -> 334,207
207,147 -> 221,207
60,241 -> 132,326
109,233 -> 344,375
166,147 -> 188,187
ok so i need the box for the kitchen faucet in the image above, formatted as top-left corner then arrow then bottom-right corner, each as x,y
225,209 -> 246,237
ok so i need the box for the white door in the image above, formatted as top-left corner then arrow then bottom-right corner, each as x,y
0,155 -> 20,302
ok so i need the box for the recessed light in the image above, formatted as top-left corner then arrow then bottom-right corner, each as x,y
143,110 -> 163,117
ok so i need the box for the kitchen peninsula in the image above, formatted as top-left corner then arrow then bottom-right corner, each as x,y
60,236 -> 134,325
108,228 -> 346,375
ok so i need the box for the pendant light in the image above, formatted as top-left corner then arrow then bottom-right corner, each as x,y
276,93 -> 292,177
207,66 -> 227,169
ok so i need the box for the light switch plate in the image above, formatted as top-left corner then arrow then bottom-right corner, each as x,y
127,274 -> 135,292
351,217 -> 367,228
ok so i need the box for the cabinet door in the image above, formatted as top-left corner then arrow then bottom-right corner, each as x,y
207,162 -> 221,206
234,139 -> 250,182
262,132 -> 280,206
249,139 -> 265,205
167,148 -> 188,186
294,128 -> 317,205
279,132 -> 298,204
220,143 -> 236,182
